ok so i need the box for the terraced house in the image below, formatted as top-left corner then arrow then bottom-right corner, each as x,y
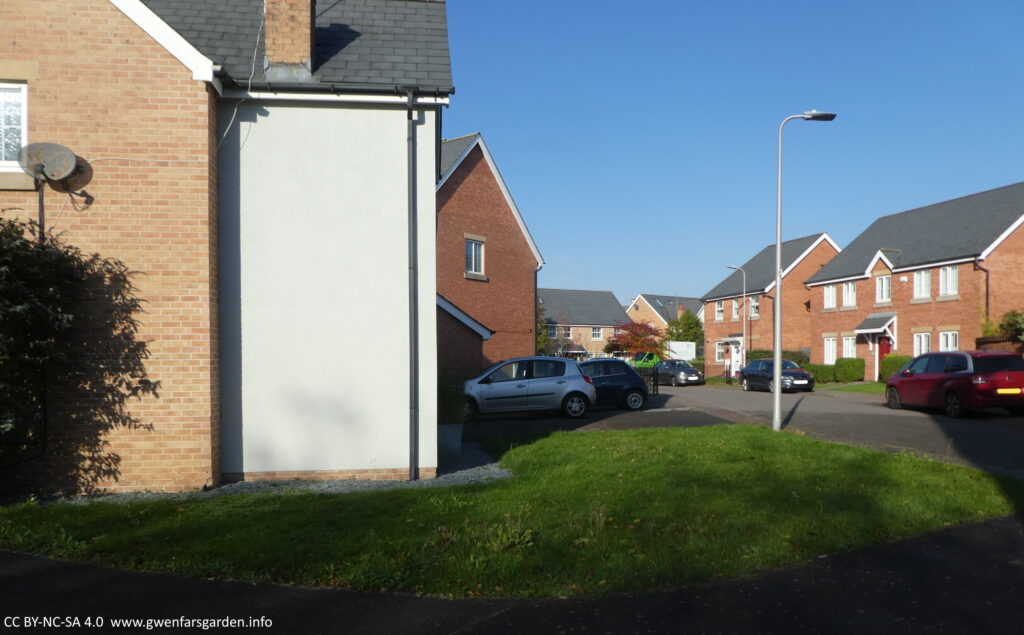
806,182 -> 1024,381
538,289 -> 629,359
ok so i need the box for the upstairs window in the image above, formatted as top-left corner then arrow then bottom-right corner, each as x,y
842,281 -> 857,307
591,327 -> 602,341
913,270 -> 931,299
465,239 -> 484,275
749,295 -> 760,318
939,265 -> 958,297
823,285 -> 836,310
0,83 -> 27,170
876,275 -> 892,303
731,299 -> 739,320
715,301 -> 724,321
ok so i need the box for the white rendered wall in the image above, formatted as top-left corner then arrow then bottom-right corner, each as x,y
218,99 -> 437,474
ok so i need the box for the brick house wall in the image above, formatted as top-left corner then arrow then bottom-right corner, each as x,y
437,144 -> 538,366
0,0 -> 218,493
437,306 -> 487,381
704,240 -> 839,375
627,299 -> 668,331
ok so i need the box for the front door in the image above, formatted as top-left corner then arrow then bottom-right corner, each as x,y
729,343 -> 742,376
876,335 -> 893,380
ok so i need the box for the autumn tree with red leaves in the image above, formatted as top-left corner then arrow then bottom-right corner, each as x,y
605,322 -> 667,357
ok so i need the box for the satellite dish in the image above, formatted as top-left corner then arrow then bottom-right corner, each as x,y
18,143 -> 77,181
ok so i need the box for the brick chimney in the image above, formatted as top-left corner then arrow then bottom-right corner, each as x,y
264,0 -> 316,81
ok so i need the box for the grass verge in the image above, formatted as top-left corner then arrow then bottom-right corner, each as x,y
2,425 -> 1021,598
827,382 -> 887,394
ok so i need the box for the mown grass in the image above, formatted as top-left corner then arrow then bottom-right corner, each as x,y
827,382 -> 887,394
2,426 -> 1021,598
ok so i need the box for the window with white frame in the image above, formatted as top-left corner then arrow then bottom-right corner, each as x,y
0,84 -> 28,169
823,284 -> 836,309
547,325 -> 556,338
562,327 -> 571,339
715,301 -> 724,321
913,332 -> 931,357
749,295 -> 760,318
591,327 -> 603,340
465,239 -> 484,275
715,341 -> 726,362
913,270 -> 931,299
732,299 -> 739,320
939,265 -> 958,296
824,337 -> 837,364
939,331 -> 959,351
842,281 -> 857,307
876,275 -> 892,303
842,336 -> 856,358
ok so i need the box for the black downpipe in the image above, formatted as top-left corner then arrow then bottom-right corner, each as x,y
406,88 -> 420,481
975,259 -> 991,324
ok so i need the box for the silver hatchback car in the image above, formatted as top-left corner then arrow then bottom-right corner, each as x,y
464,356 -> 597,420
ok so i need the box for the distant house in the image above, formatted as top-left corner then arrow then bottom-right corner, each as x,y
437,133 -> 543,371
626,294 -> 704,330
538,289 -> 629,359
701,233 -> 840,377
806,183 -> 1024,380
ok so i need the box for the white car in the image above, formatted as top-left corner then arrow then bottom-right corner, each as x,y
464,356 -> 597,420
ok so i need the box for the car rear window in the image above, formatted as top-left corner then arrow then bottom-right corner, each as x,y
974,356 -> 1024,373
533,360 -> 566,378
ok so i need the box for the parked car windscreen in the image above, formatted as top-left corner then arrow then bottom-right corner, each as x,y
975,356 -> 1024,373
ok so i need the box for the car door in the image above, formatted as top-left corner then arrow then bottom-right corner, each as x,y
581,361 -> 612,405
475,360 -> 531,412
896,355 -> 933,406
526,359 -> 569,410
749,360 -> 768,389
918,355 -> 952,408
601,361 -> 630,405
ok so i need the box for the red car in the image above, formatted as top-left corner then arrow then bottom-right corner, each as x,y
886,351 -> 1024,418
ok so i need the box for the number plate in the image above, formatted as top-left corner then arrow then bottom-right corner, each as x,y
997,387 -> 1022,395
793,380 -> 808,385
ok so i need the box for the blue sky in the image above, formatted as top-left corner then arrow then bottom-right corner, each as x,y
442,0 -> 1024,307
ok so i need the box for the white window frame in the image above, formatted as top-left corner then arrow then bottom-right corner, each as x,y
939,265 -> 958,297
547,325 -> 556,338
913,332 -> 932,357
715,341 -> 726,362
939,331 -> 959,352
731,299 -> 739,320
562,326 -> 571,339
823,284 -> 836,310
0,83 -> 28,170
749,295 -> 759,318
913,270 -> 931,299
465,239 -> 484,275
591,327 -> 603,341
842,281 -> 857,308
842,336 -> 856,359
715,301 -> 724,321
876,275 -> 892,303
824,337 -> 837,365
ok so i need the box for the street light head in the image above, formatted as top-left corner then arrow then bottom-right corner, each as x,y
802,110 -> 837,121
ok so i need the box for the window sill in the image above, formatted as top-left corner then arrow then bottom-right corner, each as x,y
464,272 -> 488,282
936,294 -> 960,302
0,171 -> 35,191
839,306 -> 857,312
822,307 -> 837,313
910,297 -> 932,304
873,301 -> 893,308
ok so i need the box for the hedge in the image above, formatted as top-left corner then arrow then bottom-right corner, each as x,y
880,355 -> 913,382
804,363 -> 836,383
835,357 -> 866,383
747,349 -> 810,365
690,358 -> 705,373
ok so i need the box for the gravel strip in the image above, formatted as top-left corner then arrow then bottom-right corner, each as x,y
38,443 -> 511,506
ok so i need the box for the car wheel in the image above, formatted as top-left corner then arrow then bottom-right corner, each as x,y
561,393 -> 589,418
623,389 -> 646,411
463,398 -> 478,423
670,375 -> 679,387
886,387 -> 902,410
741,378 -> 750,392
944,391 -> 965,418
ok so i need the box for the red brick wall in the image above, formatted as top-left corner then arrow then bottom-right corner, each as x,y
436,306 -> 486,380
437,144 -> 538,365
0,0 -> 218,493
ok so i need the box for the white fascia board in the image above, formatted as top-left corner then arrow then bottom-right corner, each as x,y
979,213 -> 1024,260
109,0 -> 222,94
625,295 -> 643,313
806,274 -> 868,288
764,233 -> 839,293
436,135 -> 544,270
891,257 -> 975,274
437,295 -> 492,340
638,296 -> 669,326
864,250 -> 896,276
223,89 -> 449,106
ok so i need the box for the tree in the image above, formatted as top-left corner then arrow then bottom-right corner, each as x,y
535,307 -> 552,354
665,309 -> 704,344
606,322 -> 666,357
999,310 -> 1024,342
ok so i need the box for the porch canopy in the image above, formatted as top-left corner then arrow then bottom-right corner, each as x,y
854,312 -> 897,335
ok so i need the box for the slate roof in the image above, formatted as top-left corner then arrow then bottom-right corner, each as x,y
635,294 -> 703,323
538,289 -> 629,327
854,312 -> 898,333
806,182 -> 1024,285
141,0 -> 453,93
440,133 -> 479,176
701,233 -> 833,302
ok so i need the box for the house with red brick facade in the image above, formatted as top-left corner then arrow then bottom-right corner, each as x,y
805,182 -> 1024,381
437,133 -> 543,372
538,289 -> 630,359
626,294 -> 704,330
0,0 -> 453,493
701,233 -> 840,377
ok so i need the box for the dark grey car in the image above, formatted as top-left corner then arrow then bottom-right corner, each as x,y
739,359 -> 815,393
577,358 -> 648,410
655,360 -> 705,386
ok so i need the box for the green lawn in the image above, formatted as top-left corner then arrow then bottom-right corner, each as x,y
2,426 -> 1021,598
827,382 -> 887,394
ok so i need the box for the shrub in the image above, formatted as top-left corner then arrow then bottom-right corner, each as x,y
690,358 -> 704,373
880,355 -> 913,382
804,363 -> 836,383
835,358 -> 866,383
999,310 -> 1024,343
747,349 -> 809,365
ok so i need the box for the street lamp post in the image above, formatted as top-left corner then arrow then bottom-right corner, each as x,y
773,110 -> 836,432
727,265 -> 747,370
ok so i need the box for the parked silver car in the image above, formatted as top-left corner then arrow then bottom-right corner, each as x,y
463,356 -> 597,420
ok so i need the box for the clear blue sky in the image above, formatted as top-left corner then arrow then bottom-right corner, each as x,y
442,0 -> 1024,307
